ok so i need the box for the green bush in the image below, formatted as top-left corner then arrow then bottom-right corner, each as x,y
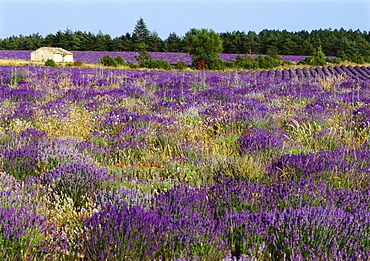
325,57 -> 341,64
351,55 -> 365,64
337,50 -> 348,61
364,56 -> 370,63
205,56 -> 226,70
98,55 -> 118,67
235,55 -> 256,69
297,56 -> 327,66
45,59 -> 57,67
73,60 -> 84,66
128,62 -> 139,69
114,55 -> 126,66
224,59 -> 238,69
298,46 -> 327,66
139,59 -> 172,70
256,55 -> 281,69
176,60 -> 188,70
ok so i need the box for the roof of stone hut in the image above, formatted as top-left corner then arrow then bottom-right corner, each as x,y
35,47 -> 73,55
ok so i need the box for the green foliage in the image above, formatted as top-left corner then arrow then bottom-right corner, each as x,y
113,55 -> 126,65
297,56 -> 327,66
325,57 -> 341,64
266,47 -> 280,58
132,17 -> 151,46
3,25 -> 370,58
98,55 -> 118,67
313,46 -> 325,59
183,28 -> 223,70
128,62 -> 140,69
45,59 -> 57,67
175,60 -> 188,70
134,43 -> 152,63
230,54 -> 292,70
336,50 -> 348,61
364,56 -> 370,63
298,46 -> 328,66
256,55 -> 281,69
224,59 -> 238,69
73,60 -> 84,66
351,54 -> 365,64
235,55 -> 257,69
139,59 -> 172,70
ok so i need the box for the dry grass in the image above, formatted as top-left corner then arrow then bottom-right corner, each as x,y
0,58 -> 131,69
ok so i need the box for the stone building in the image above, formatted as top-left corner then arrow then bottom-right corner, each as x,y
30,47 -> 73,62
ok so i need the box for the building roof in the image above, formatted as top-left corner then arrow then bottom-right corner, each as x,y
34,47 -> 73,55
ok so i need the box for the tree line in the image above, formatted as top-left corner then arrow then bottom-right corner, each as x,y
1,18 -> 370,59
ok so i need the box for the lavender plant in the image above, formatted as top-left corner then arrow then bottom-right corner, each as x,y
42,161 -> 110,210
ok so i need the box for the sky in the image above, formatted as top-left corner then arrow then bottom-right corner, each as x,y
0,0 -> 369,39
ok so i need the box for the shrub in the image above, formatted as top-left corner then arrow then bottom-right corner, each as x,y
113,55 -> 126,66
256,55 -> 281,69
337,50 -> 348,61
325,57 -> 341,64
206,56 -> 226,70
0,189 -> 51,260
297,56 -> 327,66
42,161 -> 109,210
351,55 -> 365,64
45,59 -> 57,67
73,60 -> 84,66
128,62 -> 139,69
134,43 -> 152,63
139,59 -> 172,70
98,55 -> 118,67
176,60 -> 188,70
224,59 -> 237,69
235,55 -> 256,69
298,46 -> 328,66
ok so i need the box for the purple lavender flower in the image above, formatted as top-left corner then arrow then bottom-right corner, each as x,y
236,128 -> 284,154
42,160 -> 110,210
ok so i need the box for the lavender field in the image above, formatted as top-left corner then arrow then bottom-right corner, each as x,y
0,50 -> 313,64
1,63 -> 370,260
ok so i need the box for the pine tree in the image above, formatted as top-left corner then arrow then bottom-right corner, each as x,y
132,17 -> 150,47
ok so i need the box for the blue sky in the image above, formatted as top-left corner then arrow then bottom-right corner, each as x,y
0,0 -> 369,39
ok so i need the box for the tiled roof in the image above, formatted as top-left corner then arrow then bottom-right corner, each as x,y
35,47 -> 73,55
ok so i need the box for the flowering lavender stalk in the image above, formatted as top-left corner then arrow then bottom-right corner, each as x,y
0,175 -> 54,260
235,128 -> 284,155
42,160 -> 110,210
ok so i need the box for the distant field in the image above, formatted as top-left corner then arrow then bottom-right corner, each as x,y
0,49 -> 324,64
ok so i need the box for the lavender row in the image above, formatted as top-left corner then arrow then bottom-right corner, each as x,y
3,170 -> 370,260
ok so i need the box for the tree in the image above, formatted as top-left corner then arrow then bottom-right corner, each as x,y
300,39 -> 314,55
132,17 -> 150,47
134,42 -> 151,63
313,46 -> 325,59
164,32 -> 183,52
282,37 -> 298,55
183,28 -> 223,70
148,31 -> 164,52
54,30 -> 69,50
246,31 -> 261,54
